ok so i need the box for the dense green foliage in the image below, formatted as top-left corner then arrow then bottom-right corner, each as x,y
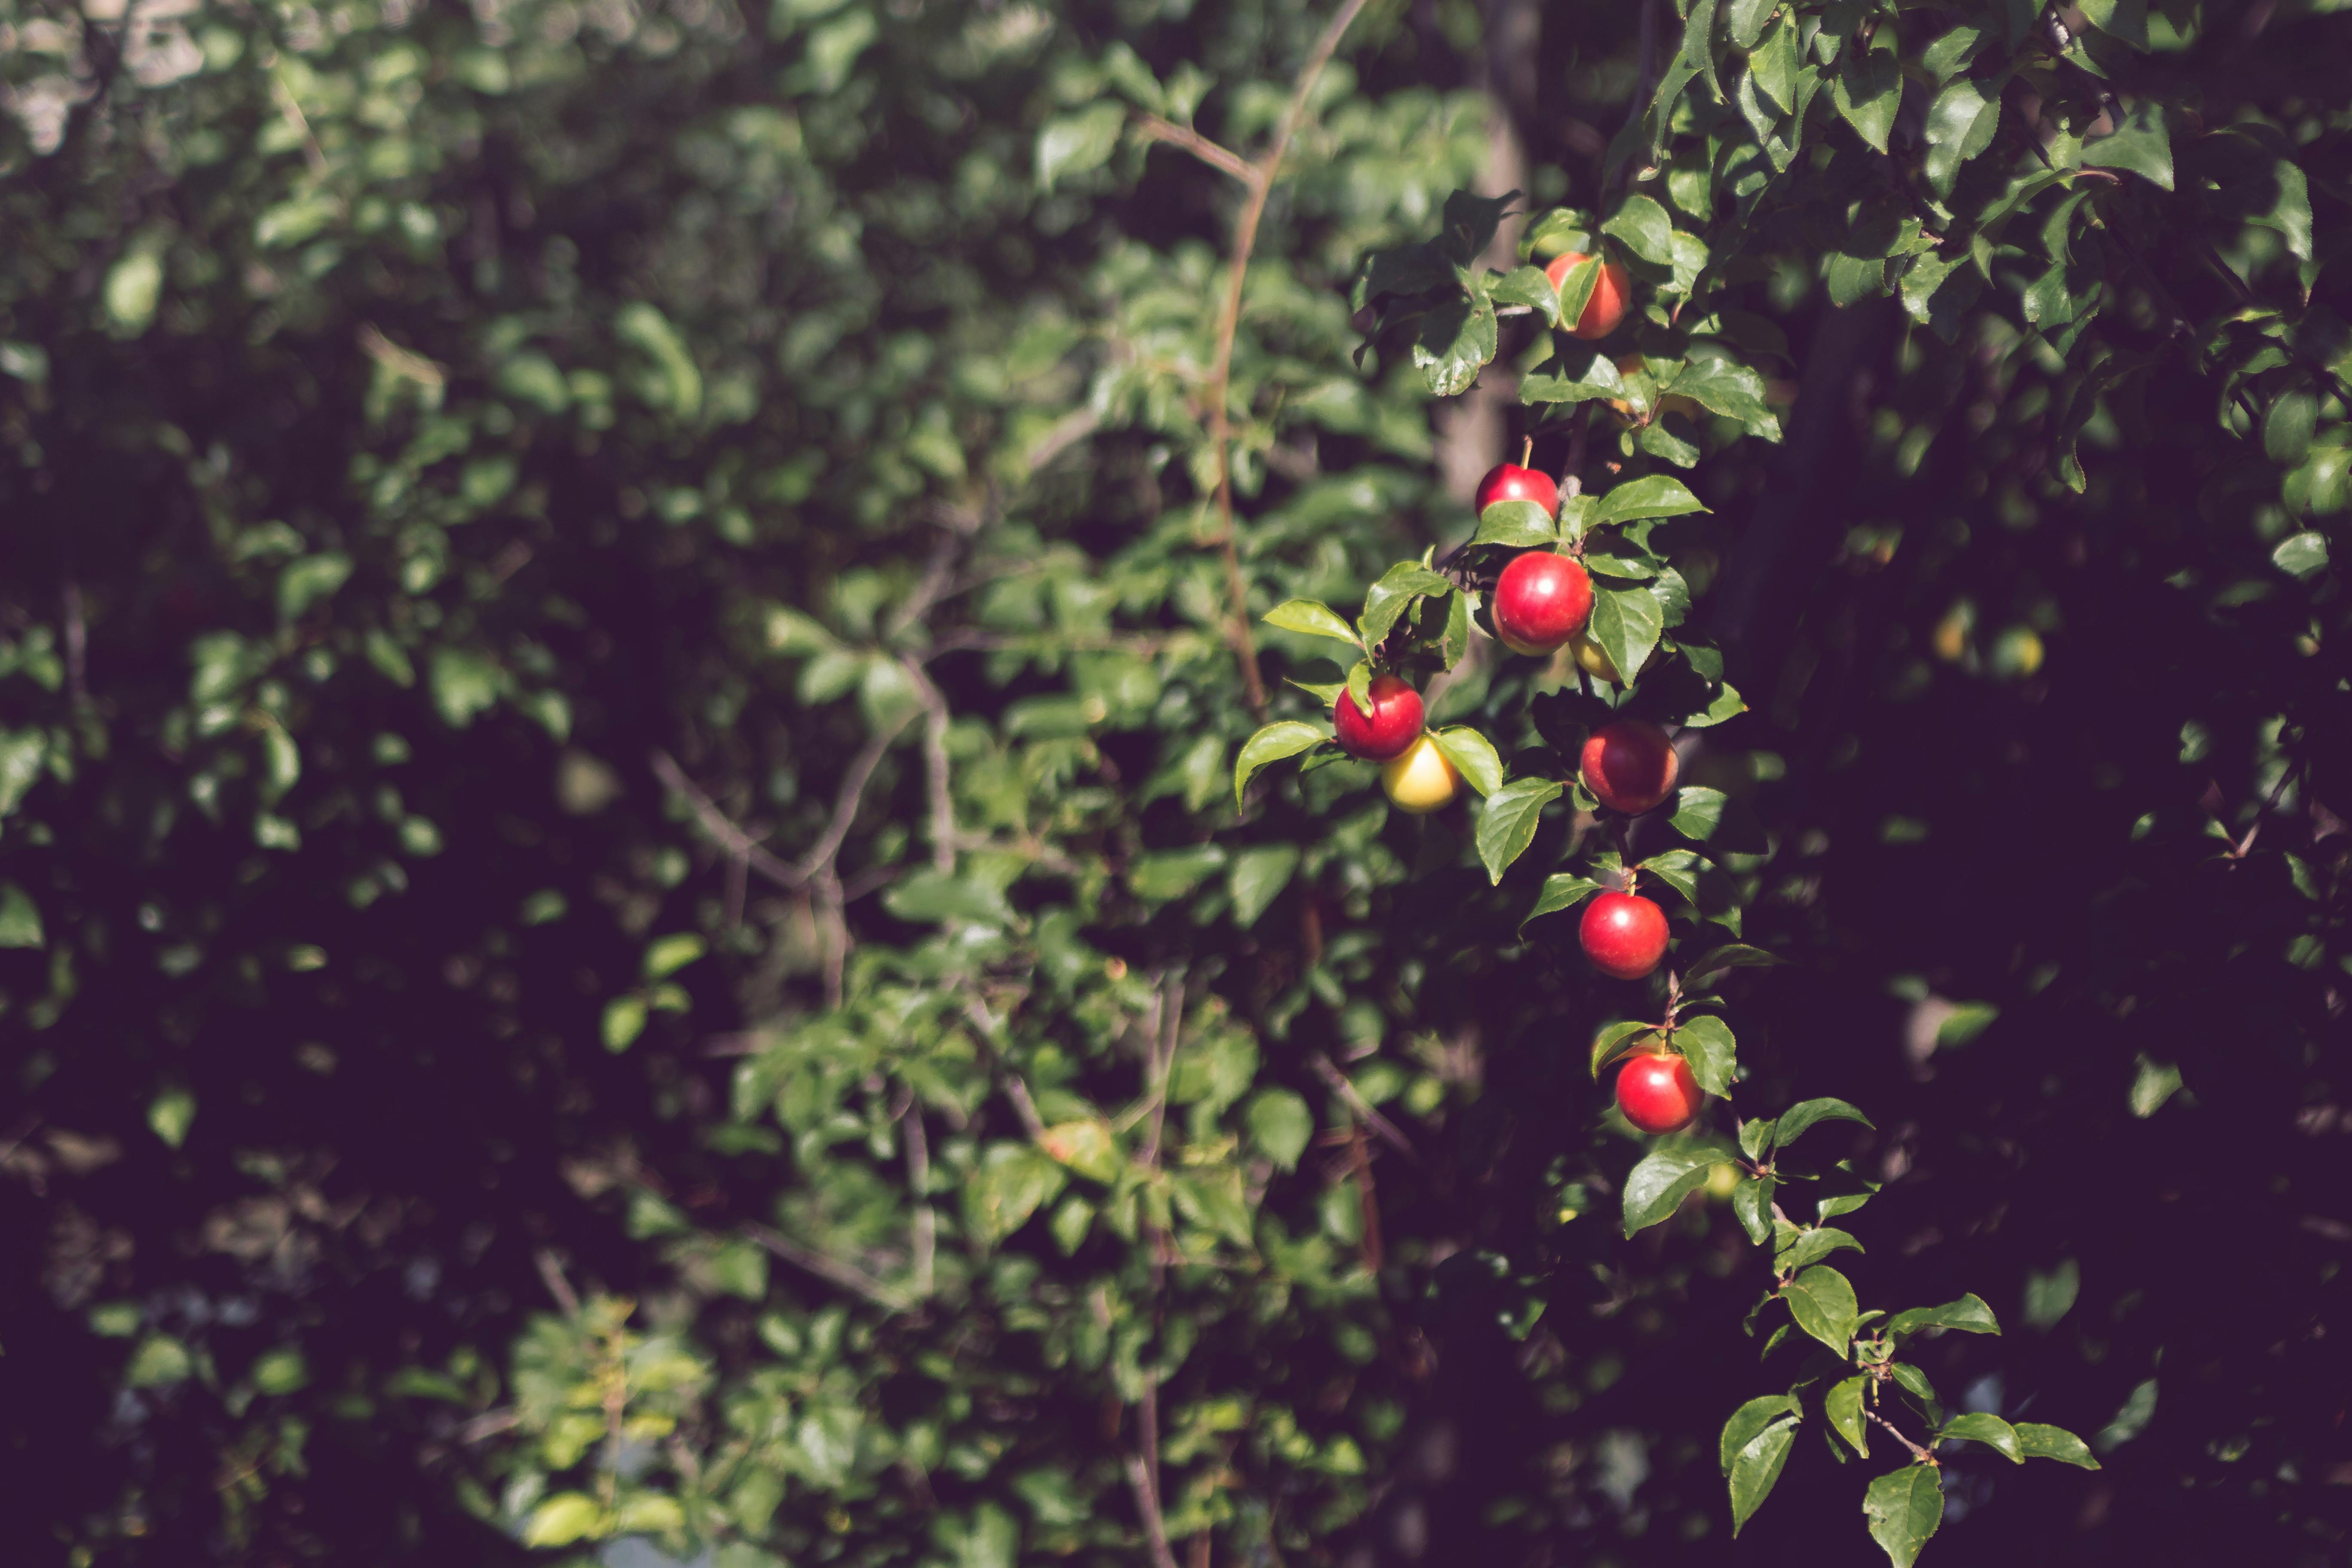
0,0 -> 2346,1565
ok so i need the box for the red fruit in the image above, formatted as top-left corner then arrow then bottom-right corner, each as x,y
1333,674 -> 1425,762
1474,462 -> 1560,520
1579,719 -> 1680,815
1490,552 -> 1594,656
1544,251 -> 1633,340
1580,891 -> 1669,980
1615,1051 -> 1703,1134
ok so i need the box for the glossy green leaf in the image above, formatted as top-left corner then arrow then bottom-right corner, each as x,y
1729,1415 -> 1799,1534
1923,75 -> 2003,196
1782,1265 -> 1860,1354
1593,474 -> 1708,525
964,1142 -> 1070,1248
1234,722 -> 1328,805
1886,1294 -> 2000,1339
1486,263 -> 1561,328
1413,290 -> 1499,398
1474,499 -> 1559,547
2129,1053 -> 2184,1116
1732,1172 -> 1775,1245
1830,30 -> 1901,153
1522,344 -> 1628,405
1668,358 -> 1782,439
1668,787 -> 1728,839
1602,195 -> 1677,267
1244,1089 -> 1313,1172
1676,1016 -> 1737,1097
1527,874 -> 1604,931
1777,1226 -> 1865,1271
1587,584 -> 1665,707
1262,599 -> 1363,648
2083,98 -> 2174,190
1035,102 -> 1126,192
1228,844 -> 1300,928
1476,778 -> 1562,885
1429,726 -> 1503,797
1590,1021 -> 1660,1079
1939,1411 -> 2023,1462
1862,1465 -> 1943,1568
1719,1393 -> 1799,1475
1623,1143 -> 1730,1235
1683,943 -> 1780,989
2015,1422 -> 2101,1468
1360,563 -> 1454,648
1828,1375 -> 1870,1457
1774,1097 -> 1875,1147
523,1493 -> 604,1548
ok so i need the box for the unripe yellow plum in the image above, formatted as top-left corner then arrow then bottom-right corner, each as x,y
1379,734 -> 1462,814
1571,631 -> 1623,685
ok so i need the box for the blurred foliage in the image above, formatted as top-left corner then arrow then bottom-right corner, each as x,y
0,0 -> 2345,1565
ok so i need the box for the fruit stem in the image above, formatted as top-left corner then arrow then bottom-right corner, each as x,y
1520,432 -> 1533,467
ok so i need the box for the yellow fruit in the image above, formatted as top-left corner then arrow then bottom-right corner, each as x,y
1608,352 -> 1705,426
1571,631 -> 1623,685
1379,734 -> 1462,814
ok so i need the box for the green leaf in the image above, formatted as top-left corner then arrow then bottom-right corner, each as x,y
1413,290 -> 1499,398
614,301 -> 702,418
1593,474 -> 1708,525
1668,787 -> 1727,840
2082,98 -> 2173,190
279,553 -> 354,622
124,1334 -> 194,1388
1921,21 -> 1988,81
1676,1016 -> 1737,1097
1889,1362 -> 1938,1406
1863,1466 -> 1943,1568
523,1493 -> 605,1548
602,994 -> 649,1053
2015,1422 -> 2101,1468
643,932 -> 707,980
1129,845 -> 1227,902
1262,599 -> 1363,648
1522,343 -> 1628,405
1729,1415 -> 1800,1534
1428,726 -> 1503,797
1602,195 -> 1677,267
1623,1144 -> 1731,1235
1234,722 -> 1328,805
428,647 -> 502,729
1939,1411 -> 2024,1462
1552,255 -> 1603,336
1360,563 -> 1453,647
2076,0 -> 2149,46
1038,1119 -> 1124,1184
1346,658 -> 1374,714
1473,498 -> 1559,546
1831,30 -> 1901,153
1476,778 -> 1563,885
1244,1089 -> 1313,1172
1782,1265 -> 1860,1354
2273,531 -> 2330,579
1724,0 -> 1775,49
1828,1375 -> 1870,1457
1486,263 -> 1562,328
2024,1258 -> 2081,1330
1683,943 -> 1780,990
1886,1294 -> 2000,1338
1442,585 -> 1473,668
147,1087 -> 196,1149
964,1142 -> 1070,1249
2266,392 -> 2318,467
1587,584 -> 1665,706
1720,1394 -> 1799,1475
1775,1097 -> 1875,1147
1777,1226 -> 1865,1271
1591,1021 -> 1660,1079
1923,75 -> 2004,197
2129,1053 -> 2184,1117
1035,101 -> 1126,192
1526,873 -> 1604,931
1228,844 -> 1300,928
885,870 -> 1014,924
1740,1117 -> 1775,1161
1732,1172 -> 1775,1244
0,882 -> 43,948
1667,358 -> 1782,440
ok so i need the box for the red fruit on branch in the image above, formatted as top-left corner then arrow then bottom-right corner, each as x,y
1579,719 -> 1680,815
1332,674 -> 1425,762
1491,552 -> 1594,656
1544,250 -> 1633,340
1580,891 -> 1668,980
1615,1050 -> 1703,1134
1474,462 -> 1560,520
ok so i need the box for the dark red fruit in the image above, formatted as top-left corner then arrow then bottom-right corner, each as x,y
1474,462 -> 1560,520
1333,674 -> 1425,762
1616,1051 -> 1703,1134
1491,552 -> 1594,656
1580,891 -> 1668,980
1578,719 -> 1680,815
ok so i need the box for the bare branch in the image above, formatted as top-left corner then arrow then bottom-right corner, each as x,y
456,1407 -> 521,1445
901,1096 -> 935,1298
743,1222 -> 913,1311
1124,1439 -> 1182,1568
903,657 -> 958,873
1865,1407 -> 1937,1465
61,581 -> 86,707
357,324 -> 444,392
1133,113 -> 1262,188
1310,1053 -> 1421,1163
965,998 -> 1047,1138
533,1247 -> 581,1317
797,712 -> 920,880
649,750 -> 803,889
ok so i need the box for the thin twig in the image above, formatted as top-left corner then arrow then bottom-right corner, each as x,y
650,749 -> 804,888
900,1095 -> 935,1298
61,581 -> 87,707
1865,1407 -> 1936,1465
904,657 -> 958,873
1124,971 -> 1188,1568
2231,759 -> 2299,860
1310,1054 -> 1422,1163
1344,1120 -> 1384,1272
533,1247 -> 581,1317
797,712 -> 920,880
1202,0 -> 1375,722
356,324 -> 444,391
456,1407 -> 522,1444
1134,113 -> 1262,189
1125,1443 -> 1183,1568
965,998 -> 1047,1137
742,1222 -> 912,1311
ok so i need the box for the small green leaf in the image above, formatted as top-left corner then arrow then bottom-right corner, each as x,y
1263,599 -> 1363,648
1720,1393 -> 1799,1475
1729,1415 -> 1799,1534
1428,726 -> 1503,797
1525,873 -> 1604,931
1038,1120 -> 1124,1184
1886,1294 -> 2000,1339
643,933 -> 707,980
1244,1088 -> 1313,1172
602,994 -> 649,1053
1939,1411 -> 2024,1462
1668,787 -> 1727,840
1923,74 -> 2004,196
1035,101 -> 1127,191
1360,563 -> 1454,648
148,1087 -> 196,1149
1732,1173 -> 1775,1244
1591,1021 -> 1660,1079
0,882 -> 43,948
1683,943 -> 1780,989
1476,778 -> 1563,884
964,1141 -> 1070,1248
1782,1265 -> 1860,1355
1601,195 -> 1677,267
1676,1016 -> 1737,1097
1588,584 -> 1665,704
2024,1259 -> 2081,1330
2128,1054 -> 2183,1117
1234,722 -> 1328,805
1413,289 -> 1499,398
1623,1144 -> 1731,1235
1486,263 -> 1562,328
279,553 -> 354,622
523,1492 -> 605,1549
1473,499 -> 1558,547
1830,29 -> 1901,153
1552,255 -> 1602,336
1593,474 -> 1708,525
124,1334 -> 194,1388
2015,1422 -> 2101,1469
1228,843 -> 1301,928
2082,98 -> 2173,190
2272,531 -> 2329,580
1522,343 -> 1628,405
1739,1117 -> 1775,1161
1777,1226 -> 1865,1271
428,647 -> 502,729
1774,1097 -> 1874,1146
1862,1465 -> 1944,1568
1828,1375 -> 1869,1457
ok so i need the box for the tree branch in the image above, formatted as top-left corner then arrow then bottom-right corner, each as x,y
1133,113 -> 1262,189
1310,1053 -> 1421,1163
1866,1407 -> 1937,1465
742,1222 -> 913,1311
900,1094 -> 935,1299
